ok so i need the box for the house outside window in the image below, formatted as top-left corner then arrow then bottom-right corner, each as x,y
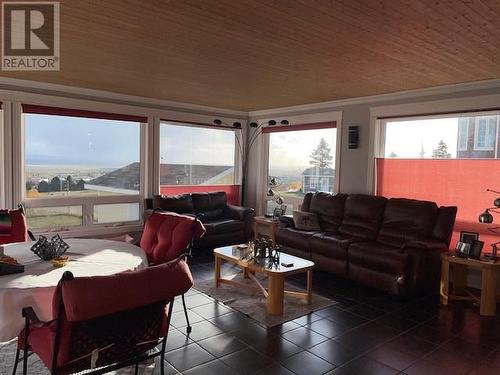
474,116 -> 497,151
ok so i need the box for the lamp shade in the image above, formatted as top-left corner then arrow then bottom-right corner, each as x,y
495,197 -> 500,208
479,210 -> 494,224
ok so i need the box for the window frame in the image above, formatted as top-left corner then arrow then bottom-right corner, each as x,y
20,107 -> 147,232
377,112 -> 500,159
266,125 -> 338,214
158,120 -> 242,188
256,111 -> 343,216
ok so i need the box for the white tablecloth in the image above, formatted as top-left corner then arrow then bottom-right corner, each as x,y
0,239 -> 148,342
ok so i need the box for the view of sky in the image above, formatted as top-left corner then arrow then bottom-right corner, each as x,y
269,128 -> 337,174
26,117 -> 337,170
160,123 -> 235,166
25,114 -> 140,167
384,118 -> 459,158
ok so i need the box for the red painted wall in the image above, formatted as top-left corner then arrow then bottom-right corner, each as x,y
376,158 -> 500,252
159,185 -> 241,205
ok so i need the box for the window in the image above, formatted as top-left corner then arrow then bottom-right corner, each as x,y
457,118 -> 469,151
474,116 -> 496,150
159,122 -> 240,204
23,106 -> 145,231
267,125 -> 337,214
377,112 -> 500,251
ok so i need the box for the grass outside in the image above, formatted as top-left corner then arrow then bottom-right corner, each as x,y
27,214 -> 82,230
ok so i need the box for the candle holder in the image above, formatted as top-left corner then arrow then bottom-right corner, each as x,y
30,234 -> 69,261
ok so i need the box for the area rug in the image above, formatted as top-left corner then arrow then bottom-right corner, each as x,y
194,274 -> 338,327
0,340 -> 158,375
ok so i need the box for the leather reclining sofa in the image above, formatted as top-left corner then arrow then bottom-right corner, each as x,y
146,191 -> 255,251
277,192 -> 457,295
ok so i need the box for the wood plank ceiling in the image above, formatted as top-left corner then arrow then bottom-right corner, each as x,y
1,0 -> 500,111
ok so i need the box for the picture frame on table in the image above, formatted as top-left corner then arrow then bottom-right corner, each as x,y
455,241 -> 471,258
460,231 -> 479,244
273,205 -> 287,219
468,240 -> 484,260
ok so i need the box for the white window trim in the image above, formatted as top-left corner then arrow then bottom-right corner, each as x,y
473,116 -> 496,151
457,120 -> 469,151
252,111 -> 343,216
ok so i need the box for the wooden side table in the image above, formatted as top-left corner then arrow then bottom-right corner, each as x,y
440,253 -> 500,316
253,216 -> 279,242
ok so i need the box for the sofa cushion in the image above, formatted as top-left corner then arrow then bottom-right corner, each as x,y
192,192 -> 227,221
153,194 -> 194,214
203,219 -> 245,235
348,242 -> 408,275
310,233 -> 363,260
377,198 -> 439,247
275,227 -> 318,252
339,195 -> 387,240
309,192 -> 347,232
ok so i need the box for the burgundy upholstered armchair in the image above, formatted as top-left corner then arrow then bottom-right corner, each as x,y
13,259 -> 193,375
140,211 -> 206,333
0,204 -> 35,245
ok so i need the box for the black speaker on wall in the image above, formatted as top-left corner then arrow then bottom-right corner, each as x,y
348,126 -> 359,149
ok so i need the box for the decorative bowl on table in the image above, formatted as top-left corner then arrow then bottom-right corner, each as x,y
30,234 -> 69,261
50,256 -> 69,268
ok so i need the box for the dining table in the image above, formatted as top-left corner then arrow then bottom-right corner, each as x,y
0,238 -> 148,342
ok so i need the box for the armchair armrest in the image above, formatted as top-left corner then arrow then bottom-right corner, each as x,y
278,215 -> 295,229
22,306 -> 41,325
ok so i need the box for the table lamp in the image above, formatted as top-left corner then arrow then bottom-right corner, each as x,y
478,188 -> 500,260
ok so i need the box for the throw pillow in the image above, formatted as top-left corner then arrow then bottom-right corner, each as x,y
293,210 -> 320,231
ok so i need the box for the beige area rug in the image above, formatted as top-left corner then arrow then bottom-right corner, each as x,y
194,274 -> 338,327
0,340 -> 158,375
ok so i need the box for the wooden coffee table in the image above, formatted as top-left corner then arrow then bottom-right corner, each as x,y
214,245 -> 315,315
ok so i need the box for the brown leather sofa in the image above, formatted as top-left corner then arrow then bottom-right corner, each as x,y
146,191 -> 255,251
276,192 -> 457,295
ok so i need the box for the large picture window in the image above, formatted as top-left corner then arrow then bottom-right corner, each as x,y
23,106 -> 145,230
267,125 -> 337,214
159,122 -> 240,204
377,113 -> 500,249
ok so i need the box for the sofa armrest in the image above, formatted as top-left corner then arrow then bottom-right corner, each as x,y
278,215 -> 295,229
402,241 -> 447,294
224,205 -> 255,240
224,205 -> 255,221
401,240 -> 448,252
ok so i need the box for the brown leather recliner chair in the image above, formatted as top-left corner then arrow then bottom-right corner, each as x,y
146,191 -> 255,251
276,192 -> 457,295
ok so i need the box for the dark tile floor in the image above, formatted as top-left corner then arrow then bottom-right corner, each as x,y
160,255 -> 500,375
